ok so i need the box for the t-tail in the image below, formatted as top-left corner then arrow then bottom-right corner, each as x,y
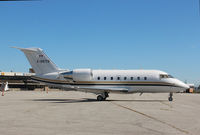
13,47 -> 59,75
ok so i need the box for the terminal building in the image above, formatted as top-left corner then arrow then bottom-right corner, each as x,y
0,69 -> 45,90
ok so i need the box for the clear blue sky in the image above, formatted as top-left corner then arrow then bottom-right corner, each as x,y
0,0 -> 199,85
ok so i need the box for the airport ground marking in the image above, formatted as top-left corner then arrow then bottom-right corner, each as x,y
110,101 -> 189,135
160,101 -> 173,108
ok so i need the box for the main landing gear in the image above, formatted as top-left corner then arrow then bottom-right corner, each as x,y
168,92 -> 173,101
97,92 -> 109,101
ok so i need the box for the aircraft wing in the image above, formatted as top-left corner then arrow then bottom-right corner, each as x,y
64,85 -> 129,93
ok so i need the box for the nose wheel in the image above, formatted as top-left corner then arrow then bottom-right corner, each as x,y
97,92 -> 109,101
168,92 -> 173,101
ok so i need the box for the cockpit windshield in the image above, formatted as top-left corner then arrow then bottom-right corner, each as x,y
168,75 -> 174,78
160,74 -> 174,79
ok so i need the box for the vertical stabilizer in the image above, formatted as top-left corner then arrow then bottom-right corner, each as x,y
13,47 -> 59,75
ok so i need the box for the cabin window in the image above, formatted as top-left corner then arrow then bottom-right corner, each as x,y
97,77 -> 100,80
124,77 -> 127,80
104,77 -> 106,80
117,77 -> 120,80
111,77 -> 113,80
137,77 -> 140,80
144,77 -> 147,80
131,77 -> 133,80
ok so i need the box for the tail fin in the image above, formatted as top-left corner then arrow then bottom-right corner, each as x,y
13,47 -> 59,75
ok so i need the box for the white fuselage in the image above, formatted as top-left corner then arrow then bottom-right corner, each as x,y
32,69 -> 189,94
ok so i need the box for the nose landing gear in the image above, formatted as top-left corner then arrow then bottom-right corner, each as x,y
168,92 -> 173,101
97,92 -> 109,101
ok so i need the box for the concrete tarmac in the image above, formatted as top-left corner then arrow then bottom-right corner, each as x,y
0,90 -> 200,135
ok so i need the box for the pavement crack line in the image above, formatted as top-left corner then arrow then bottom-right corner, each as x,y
110,101 -> 189,135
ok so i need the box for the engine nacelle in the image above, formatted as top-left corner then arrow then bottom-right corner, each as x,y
73,69 -> 93,81
61,69 -> 93,82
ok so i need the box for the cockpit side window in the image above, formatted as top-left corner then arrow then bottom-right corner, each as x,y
160,74 -> 174,79
160,74 -> 168,79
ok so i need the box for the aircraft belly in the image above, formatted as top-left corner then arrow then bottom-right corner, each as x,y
73,85 -> 183,93
131,86 -> 184,93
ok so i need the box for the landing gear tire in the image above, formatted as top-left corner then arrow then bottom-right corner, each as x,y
97,92 -> 109,101
97,95 -> 104,101
168,97 -> 173,101
168,92 -> 173,102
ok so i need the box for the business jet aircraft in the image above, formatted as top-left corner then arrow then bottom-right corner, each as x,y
14,47 -> 189,101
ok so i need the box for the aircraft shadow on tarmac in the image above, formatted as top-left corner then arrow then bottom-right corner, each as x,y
31,98 -> 168,103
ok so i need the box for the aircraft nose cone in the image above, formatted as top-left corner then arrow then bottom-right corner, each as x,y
182,83 -> 190,89
176,80 -> 190,89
